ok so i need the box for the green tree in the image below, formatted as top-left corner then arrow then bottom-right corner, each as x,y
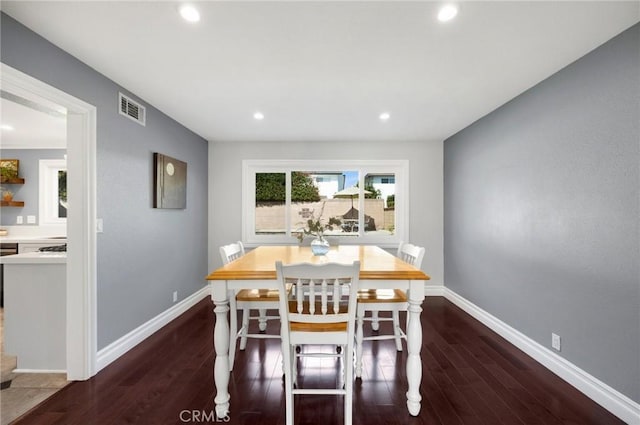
255,173 -> 285,202
291,172 -> 320,202
386,194 -> 395,208
58,170 -> 67,202
355,182 -> 381,199
255,172 -> 320,202
365,184 -> 381,199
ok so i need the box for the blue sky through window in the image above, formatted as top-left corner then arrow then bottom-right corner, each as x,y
343,170 -> 358,188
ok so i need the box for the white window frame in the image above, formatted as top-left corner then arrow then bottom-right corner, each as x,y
39,158 -> 67,225
242,159 -> 408,248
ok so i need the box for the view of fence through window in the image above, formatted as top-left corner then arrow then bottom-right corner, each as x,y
255,171 -> 396,237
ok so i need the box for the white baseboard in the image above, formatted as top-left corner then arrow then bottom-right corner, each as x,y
443,287 -> 640,425
425,284 -> 445,297
96,285 -> 210,373
13,369 -> 66,374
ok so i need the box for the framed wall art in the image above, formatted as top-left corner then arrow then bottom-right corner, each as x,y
153,153 -> 187,209
0,159 -> 20,180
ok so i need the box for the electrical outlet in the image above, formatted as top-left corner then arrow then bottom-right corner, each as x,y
552,333 -> 561,351
173,291 -> 178,303
27,215 -> 36,224
96,218 -> 104,233
16,215 -> 23,224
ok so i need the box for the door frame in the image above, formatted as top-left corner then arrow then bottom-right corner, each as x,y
1,63 -> 97,380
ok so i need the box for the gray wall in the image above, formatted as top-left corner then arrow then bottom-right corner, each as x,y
0,149 -> 66,226
208,139 -> 444,287
444,24 -> 639,402
1,14 -> 209,350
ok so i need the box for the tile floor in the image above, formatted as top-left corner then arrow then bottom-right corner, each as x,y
0,308 -> 69,424
1,373 -> 69,424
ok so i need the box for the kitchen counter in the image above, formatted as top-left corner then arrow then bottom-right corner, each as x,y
3,254 -> 66,371
0,251 -> 67,264
0,236 -> 67,244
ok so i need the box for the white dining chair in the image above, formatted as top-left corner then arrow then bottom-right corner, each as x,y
355,242 -> 425,378
276,260 -> 360,425
220,241 -> 280,371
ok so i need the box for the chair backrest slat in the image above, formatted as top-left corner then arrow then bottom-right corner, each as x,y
309,280 -> 316,315
296,279 -> 304,314
321,280 -> 328,315
333,282 -> 340,314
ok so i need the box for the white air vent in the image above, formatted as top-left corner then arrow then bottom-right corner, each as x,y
119,92 -> 146,126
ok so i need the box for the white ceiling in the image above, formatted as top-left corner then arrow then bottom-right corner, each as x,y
0,96 -> 67,149
1,1 -> 638,143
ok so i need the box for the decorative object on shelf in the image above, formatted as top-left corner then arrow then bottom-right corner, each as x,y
0,169 -> 25,207
0,229 -> 7,236
296,202 -> 341,256
0,159 -> 19,181
2,189 -> 13,202
153,153 -> 187,209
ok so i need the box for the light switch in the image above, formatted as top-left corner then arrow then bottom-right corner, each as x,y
27,215 -> 37,224
16,216 -> 23,224
96,218 -> 104,233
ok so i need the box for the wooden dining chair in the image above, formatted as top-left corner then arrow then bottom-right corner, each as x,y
276,260 -> 360,425
220,241 -> 280,371
355,242 -> 425,378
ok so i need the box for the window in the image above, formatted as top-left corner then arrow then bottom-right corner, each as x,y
39,159 -> 67,225
243,160 -> 408,247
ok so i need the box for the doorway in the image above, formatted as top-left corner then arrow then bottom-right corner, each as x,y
0,63 -> 97,380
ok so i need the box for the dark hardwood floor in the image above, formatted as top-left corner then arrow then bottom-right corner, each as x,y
14,297 -> 624,425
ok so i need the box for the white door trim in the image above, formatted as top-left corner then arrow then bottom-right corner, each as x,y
1,63 -> 98,380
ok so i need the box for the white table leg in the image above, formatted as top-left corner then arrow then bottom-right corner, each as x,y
406,280 -> 424,416
212,282 -> 231,419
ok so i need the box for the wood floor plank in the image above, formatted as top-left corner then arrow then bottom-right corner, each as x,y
12,297 -> 625,425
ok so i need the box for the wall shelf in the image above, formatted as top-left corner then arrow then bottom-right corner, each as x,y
0,177 -> 25,184
1,176 -> 25,206
0,201 -> 25,207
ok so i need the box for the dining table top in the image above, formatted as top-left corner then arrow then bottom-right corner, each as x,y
206,244 -> 431,281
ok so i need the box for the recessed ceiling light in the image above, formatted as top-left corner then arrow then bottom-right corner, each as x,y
437,4 -> 458,22
179,4 -> 200,23
1,124 -> 14,131
254,112 -> 265,120
379,112 -> 391,122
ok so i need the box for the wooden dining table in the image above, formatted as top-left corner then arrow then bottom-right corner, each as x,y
206,244 -> 430,418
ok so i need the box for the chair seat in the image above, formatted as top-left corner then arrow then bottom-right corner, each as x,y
287,300 -> 348,314
357,289 -> 407,303
290,322 -> 348,332
288,301 -> 349,332
236,288 -> 280,302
